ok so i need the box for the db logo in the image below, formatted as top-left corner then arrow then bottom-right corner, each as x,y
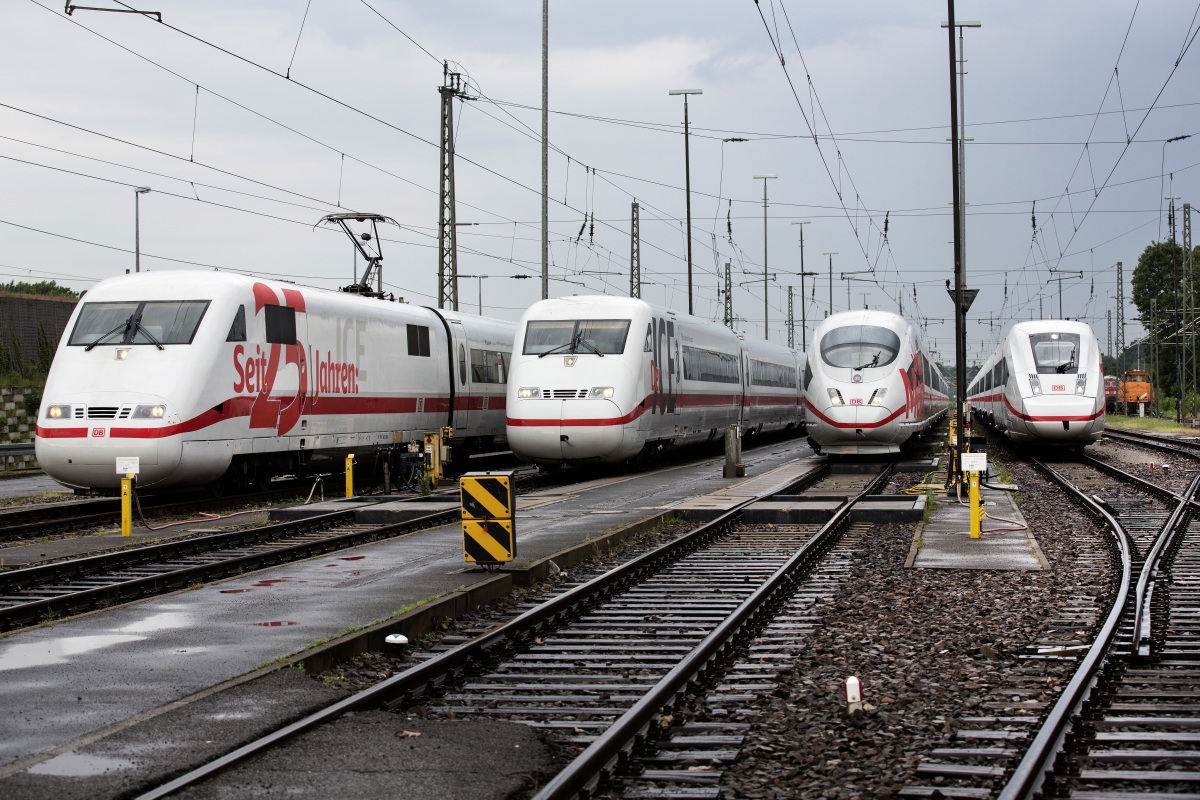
848,398 -> 864,405
1052,384 -> 1066,392
91,428 -> 106,438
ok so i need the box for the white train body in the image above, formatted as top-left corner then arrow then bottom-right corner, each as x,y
505,296 -> 805,465
968,320 -> 1105,445
35,271 -> 515,490
802,310 -> 948,455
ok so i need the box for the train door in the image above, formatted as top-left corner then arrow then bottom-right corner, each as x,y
448,320 -> 474,435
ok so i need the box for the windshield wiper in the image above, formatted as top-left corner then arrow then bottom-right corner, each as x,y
84,318 -> 133,351
538,333 -> 581,358
133,320 -> 166,350
1055,346 -> 1076,373
853,351 -> 880,369
575,336 -> 605,357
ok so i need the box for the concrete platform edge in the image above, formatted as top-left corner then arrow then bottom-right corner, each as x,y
0,508 -> 681,776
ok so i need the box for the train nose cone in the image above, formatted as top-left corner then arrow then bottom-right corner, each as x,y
36,435 -> 184,490
507,399 -> 627,464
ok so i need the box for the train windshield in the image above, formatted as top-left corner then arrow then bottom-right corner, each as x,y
1029,332 -> 1081,374
69,300 -> 211,347
819,324 -> 901,369
523,319 -> 631,356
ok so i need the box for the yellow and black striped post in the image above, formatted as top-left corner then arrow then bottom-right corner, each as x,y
460,471 -> 516,565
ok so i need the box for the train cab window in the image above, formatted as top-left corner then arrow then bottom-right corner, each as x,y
226,305 -> 247,342
69,300 -> 210,347
1029,332 -> 1081,374
819,325 -> 901,369
407,324 -> 431,357
523,319 -> 631,355
264,305 -> 296,345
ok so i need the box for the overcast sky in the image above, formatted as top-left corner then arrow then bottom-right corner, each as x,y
1,0 -> 1197,366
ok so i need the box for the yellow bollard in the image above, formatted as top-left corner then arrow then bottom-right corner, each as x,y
345,453 -> 355,498
969,470 -> 982,539
121,473 -> 134,537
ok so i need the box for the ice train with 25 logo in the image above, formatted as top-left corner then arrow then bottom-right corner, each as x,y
966,320 -> 1105,446
801,310 -> 949,455
34,271 -> 515,491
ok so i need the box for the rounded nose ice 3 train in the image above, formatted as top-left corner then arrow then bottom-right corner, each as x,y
504,295 -> 806,465
967,320 -> 1104,446
35,271 -> 515,491
802,310 -> 949,455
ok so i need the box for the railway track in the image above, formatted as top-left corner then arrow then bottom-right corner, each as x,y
130,460 -> 905,800
902,444 -> 1200,798
1104,427 -> 1200,459
0,483 -> 311,545
0,502 -> 459,632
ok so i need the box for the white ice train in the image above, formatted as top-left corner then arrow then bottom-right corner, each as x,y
967,320 -> 1105,446
505,296 -> 805,465
35,271 -> 515,491
802,310 -> 949,455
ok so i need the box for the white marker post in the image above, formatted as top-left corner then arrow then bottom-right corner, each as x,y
845,676 -> 863,714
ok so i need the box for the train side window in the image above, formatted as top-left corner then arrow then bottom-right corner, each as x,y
644,324 -> 652,353
226,305 -> 247,342
264,305 -> 296,345
407,324 -> 430,357
458,344 -> 467,385
500,352 -> 510,383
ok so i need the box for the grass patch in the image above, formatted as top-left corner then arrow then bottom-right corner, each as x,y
1106,415 -> 1198,435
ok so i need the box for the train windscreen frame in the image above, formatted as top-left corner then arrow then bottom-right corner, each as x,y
819,324 -> 901,369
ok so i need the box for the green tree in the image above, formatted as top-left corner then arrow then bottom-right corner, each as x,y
1130,240 -> 1200,398
10,335 -> 26,377
36,324 -> 55,373
0,280 -> 79,299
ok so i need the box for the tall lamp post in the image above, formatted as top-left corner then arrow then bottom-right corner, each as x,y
791,221 -> 817,351
823,252 -> 839,317
134,186 -> 150,272
753,174 -> 777,339
669,88 -> 702,315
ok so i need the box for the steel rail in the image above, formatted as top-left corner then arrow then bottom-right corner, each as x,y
0,505 -> 459,631
133,461 -> 833,800
1104,428 -> 1200,458
532,465 -> 893,800
997,459 -> 1200,799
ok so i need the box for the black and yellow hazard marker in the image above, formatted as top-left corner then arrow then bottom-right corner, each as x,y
460,473 -> 515,520
460,471 -> 517,565
463,518 -> 515,564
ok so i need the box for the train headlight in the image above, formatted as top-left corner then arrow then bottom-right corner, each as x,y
827,388 -> 843,405
1029,374 -> 1042,396
133,404 -> 166,419
1075,374 -> 1087,395
46,404 -> 71,419
115,349 -> 130,361
518,387 -> 541,399
851,372 -> 863,383
589,386 -> 615,399
869,389 -> 888,406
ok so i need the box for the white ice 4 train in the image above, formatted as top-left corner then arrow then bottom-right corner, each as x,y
35,271 -> 515,491
967,320 -> 1105,446
505,296 -> 806,465
802,310 -> 949,455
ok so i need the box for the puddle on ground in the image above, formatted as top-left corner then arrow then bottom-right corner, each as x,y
338,556 -> 366,561
0,634 -> 147,671
118,612 -> 191,635
252,578 -> 306,588
28,753 -> 135,777
247,621 -> 298,627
